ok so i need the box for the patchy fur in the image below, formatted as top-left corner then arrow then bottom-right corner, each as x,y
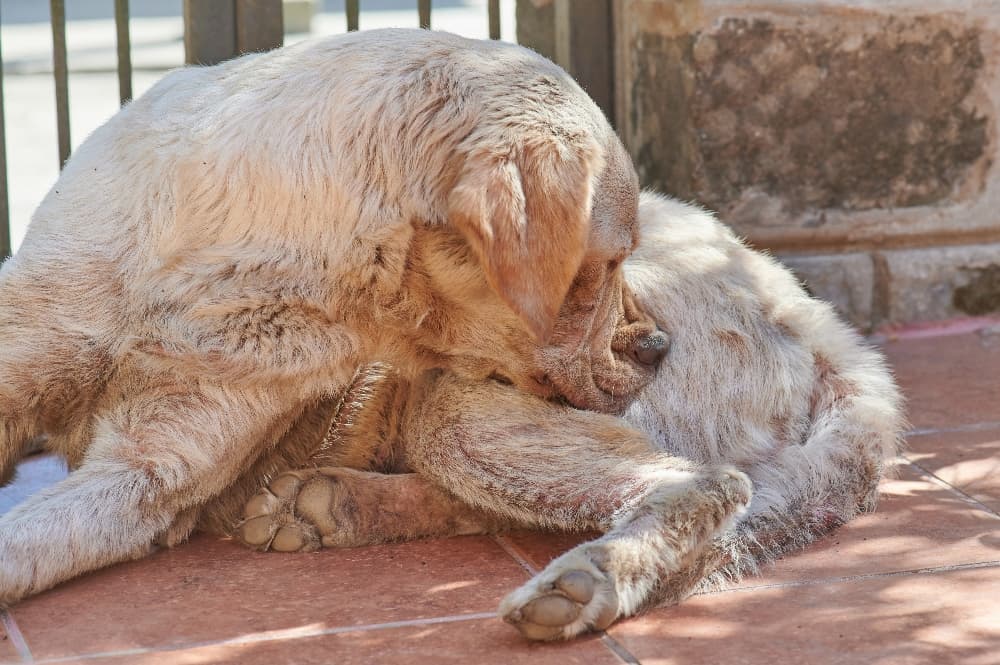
0,31 -> 668,605
234,192 -> 904,640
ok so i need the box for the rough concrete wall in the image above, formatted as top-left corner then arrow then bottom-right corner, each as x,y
612,0 -> 1000,330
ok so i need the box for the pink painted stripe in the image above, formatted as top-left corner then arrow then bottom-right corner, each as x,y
873,315 -> 1000,342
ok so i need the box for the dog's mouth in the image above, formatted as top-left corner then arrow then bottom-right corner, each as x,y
530,358 -> 653,414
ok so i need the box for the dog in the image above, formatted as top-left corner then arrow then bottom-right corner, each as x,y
0,29 -> 668,605
223,192 -> 905,640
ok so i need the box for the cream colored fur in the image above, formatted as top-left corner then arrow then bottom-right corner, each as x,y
234,192 -> 904,640
0,30 -> 662,605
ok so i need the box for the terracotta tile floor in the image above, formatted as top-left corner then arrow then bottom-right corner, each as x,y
2,319 -> 999,664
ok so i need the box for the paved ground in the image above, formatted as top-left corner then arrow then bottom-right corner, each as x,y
0,0 -> 515,253
1,318 -> 998,664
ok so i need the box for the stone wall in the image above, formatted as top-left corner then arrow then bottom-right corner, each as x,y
520,0 -> 1000,330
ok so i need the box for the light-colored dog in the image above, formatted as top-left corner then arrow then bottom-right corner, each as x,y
227,192 -> 905,640
0,30 -> 668,605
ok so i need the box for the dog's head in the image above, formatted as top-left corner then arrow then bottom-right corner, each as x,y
396,126 -> 666,415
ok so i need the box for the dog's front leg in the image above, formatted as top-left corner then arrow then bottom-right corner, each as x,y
0,379 -> 304,606
403,373 -> 753,640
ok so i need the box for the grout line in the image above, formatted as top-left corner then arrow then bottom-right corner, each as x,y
600,634 -> 642,665
33,612 -> 500,664
907,421 -> 1000,437
491,534 -> 540,576
0,611 -> 33,663
704,559 -> 1000,596
904,459 -> 1000,519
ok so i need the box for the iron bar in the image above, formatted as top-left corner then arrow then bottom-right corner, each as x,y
347,0 -> 359,31
0,18 -> 10,258
115,0 -> 133,104
183,0 -> 237,66
236,0 -> 283,54
50,0 -> 71,168
418,0 -> 430,30
488,0 -> 500,40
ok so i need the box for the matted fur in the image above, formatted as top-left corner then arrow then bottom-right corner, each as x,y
0,30 -> 664,605
233,192 -> 905,640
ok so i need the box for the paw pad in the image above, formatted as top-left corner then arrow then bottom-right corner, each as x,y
235,471 -> 321,552
501,567 -> 619,641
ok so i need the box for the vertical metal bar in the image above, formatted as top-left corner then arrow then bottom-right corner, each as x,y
235,0 -> 283,55
183,0 -> 237,66
346,0 -> 359,31
115,0 -> 133,105
554,0 -> 615,125
418,0 -> 431,30
488,0 -> 500,40
0,20 -> 10,258
50,0 -> 71,168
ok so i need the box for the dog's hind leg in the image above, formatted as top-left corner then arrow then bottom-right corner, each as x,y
0,258 -> 117,487
402,374 -> 752,640
236,467 -> 497,551
0,370 -> 306,606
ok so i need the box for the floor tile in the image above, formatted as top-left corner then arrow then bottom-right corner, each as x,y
736,464 -> 1000,588
0,454 -> 68,515
0,613 -> 26,665
497,530 -> 601,572
38,618 -> 624,665
609,564 -> 1000,665
906,427 -> 1000,515
12,534 -> 531,661
881,331 -> 1000,431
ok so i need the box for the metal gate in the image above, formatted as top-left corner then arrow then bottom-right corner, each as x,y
0,0 -> 616,260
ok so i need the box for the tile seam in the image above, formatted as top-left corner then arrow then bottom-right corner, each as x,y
0,610 -> 33,664
907,420 -> 1000,437
600,634 -> 642,665
491,534 -> 540,576
32,611 -> 500,664
700,559 -> 1000,596
904,458 -> 1000,519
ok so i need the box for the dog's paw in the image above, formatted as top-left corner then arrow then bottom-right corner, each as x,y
499,550 -> 619,641
712,465 -> 753,527
237,469 -> 371,552
236,472 -> 322,552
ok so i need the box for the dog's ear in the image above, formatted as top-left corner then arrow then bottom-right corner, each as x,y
448,137 -> 602,341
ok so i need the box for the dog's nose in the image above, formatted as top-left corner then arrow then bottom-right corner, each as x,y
627,330 -> 670,367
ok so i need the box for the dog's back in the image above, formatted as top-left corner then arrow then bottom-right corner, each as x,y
625,192 -> 905,588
